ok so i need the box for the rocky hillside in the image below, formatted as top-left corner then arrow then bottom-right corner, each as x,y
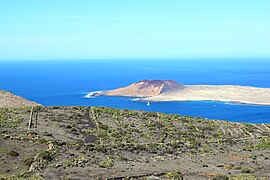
0,90 -> 40,108
106,80 -> 186,97
1,106 -> 269,179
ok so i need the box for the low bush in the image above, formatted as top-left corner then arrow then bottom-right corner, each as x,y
24,157 -> 34,167
164,171 -> 183,180
39,150 -> 53,161
99,158 -> 113,168
241,167 -> 254,173
212,175 -> 230,180
8,150 -> 19,156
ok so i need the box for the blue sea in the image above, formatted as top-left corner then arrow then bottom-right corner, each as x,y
1,58 -> 270,124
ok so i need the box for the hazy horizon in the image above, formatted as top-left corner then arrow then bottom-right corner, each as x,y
1,57 -> 270,62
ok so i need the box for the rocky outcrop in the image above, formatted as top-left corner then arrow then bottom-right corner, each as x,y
105,80 -> 186,97
0,90 -> 40,108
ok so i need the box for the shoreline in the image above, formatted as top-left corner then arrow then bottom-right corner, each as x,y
104,84 -> 270,106
140,99 -> 270,106
110,95 -> 270,106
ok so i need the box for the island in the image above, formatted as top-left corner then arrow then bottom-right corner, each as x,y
93,80 -> 270,105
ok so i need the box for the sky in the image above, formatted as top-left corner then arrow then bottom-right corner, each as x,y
0,0 -> 270,60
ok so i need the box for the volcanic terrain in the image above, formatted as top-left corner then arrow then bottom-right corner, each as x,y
101,80 -> 270,105
0,90 -> 40,108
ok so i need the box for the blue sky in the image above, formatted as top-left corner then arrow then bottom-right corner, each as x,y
0,0 -> 270,60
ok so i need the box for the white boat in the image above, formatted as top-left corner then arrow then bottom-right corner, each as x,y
147,102 -> 150,106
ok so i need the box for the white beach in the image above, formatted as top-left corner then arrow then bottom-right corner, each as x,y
143,85 -> 270,105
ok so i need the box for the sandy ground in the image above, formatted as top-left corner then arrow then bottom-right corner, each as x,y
143,85 -> 270,105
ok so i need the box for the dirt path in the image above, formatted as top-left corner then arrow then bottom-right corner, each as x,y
77,108 -> 97,143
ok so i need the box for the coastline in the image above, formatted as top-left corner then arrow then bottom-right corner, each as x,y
141,85 -> 270,106
142,99 -> 270,106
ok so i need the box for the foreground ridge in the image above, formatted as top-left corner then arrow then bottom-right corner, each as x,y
0,90 -> 40,108
1,106 -> 269,179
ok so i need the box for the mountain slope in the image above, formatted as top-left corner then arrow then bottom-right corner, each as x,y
0,90 -> 40,108
106,80 -> 186,97
0,106 -> 269,179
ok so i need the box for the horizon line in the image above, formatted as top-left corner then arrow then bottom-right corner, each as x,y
0,56 -> 270,61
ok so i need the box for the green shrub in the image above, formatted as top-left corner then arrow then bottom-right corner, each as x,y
233,174 -> 256,180
99,158 -> 113,168
241,167 -> 254,173
24,157 -> 35,167
99,124 -> 109,130
164,171 -> 183,180
66,125 -> 72,129
39,150 -> 53,161
8,150 -> 19,156
212,175 -> 230,180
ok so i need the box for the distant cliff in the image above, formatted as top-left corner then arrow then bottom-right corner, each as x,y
105,80 -> 186,97
0,90 -> 40,108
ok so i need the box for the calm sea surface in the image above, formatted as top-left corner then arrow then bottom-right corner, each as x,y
1,58 -> 270,123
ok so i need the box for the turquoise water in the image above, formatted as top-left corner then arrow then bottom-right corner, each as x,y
0,58 -> 270,123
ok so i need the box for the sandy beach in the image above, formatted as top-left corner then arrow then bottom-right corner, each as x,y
143,85 -> 270,105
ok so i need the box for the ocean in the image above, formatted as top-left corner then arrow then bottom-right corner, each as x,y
1,58 -> 270,123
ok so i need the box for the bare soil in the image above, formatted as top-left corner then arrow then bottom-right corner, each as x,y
0,90 -> 39,108
0,106 -> 269,179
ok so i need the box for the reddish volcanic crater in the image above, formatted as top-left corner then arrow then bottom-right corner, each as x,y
105,80 -> 186,97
